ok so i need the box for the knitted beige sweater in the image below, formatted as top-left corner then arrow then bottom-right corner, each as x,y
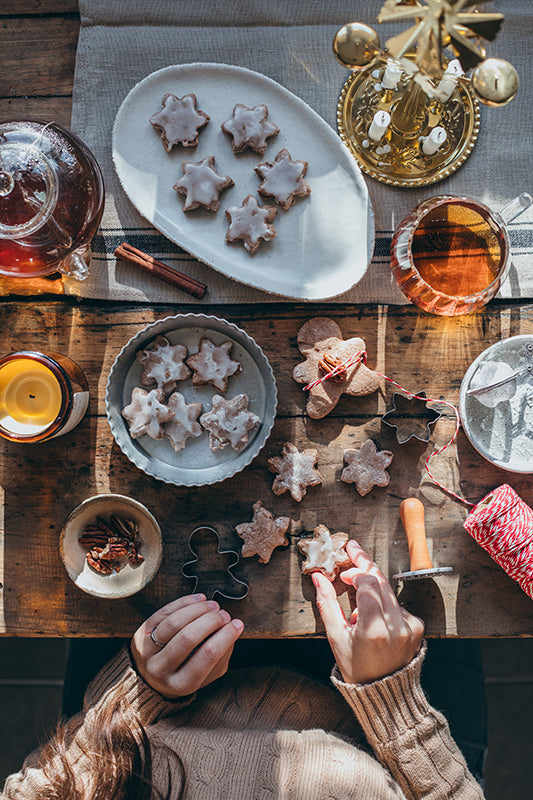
3,644 -> 484,800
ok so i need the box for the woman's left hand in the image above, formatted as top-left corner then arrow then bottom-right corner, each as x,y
131,593 -> 244,698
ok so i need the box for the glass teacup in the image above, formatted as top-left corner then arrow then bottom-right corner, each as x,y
390,193 -> 531,316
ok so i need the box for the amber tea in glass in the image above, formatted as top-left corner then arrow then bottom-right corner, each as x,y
391,194 -> 531,316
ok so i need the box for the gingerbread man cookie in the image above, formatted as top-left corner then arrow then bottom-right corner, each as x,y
293,318 -> 380,419
186,338 -> 242,392
149,93 -> 209,151
163,392 -> 203,452
235,501 -> 290,564
200,394 -> 260,451
137,335 -> 191,395
225,195 -> 277,254
173,156 -> 234,212
122,387 -> 174,440
268,441 -> 323,503
341,439 -> 394,496
297,525 -> 352,581
255,148 -> 311,210
221,104 -> 280,155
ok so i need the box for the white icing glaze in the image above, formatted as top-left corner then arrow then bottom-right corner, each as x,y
173,157 -> 233,210
225,195 -> 276,253
150,93 -> 209,149
221,104 -> 279,153
163,392 -> 203,451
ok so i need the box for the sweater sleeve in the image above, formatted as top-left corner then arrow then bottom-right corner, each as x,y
2,646 -> 194,799
331,643 -> 485,800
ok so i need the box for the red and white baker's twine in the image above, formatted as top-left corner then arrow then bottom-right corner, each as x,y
304,351 -> 533,599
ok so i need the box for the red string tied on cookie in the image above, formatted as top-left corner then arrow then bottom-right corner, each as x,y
303,350 -> 367,391
464,484 -> 533,600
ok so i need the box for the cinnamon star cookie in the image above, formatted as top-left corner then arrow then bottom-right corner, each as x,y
255,148 -> 311,210
297,525 -> 352,581
163,392 -> 203,452
221,103 -> 280,155
137,335 -> 191,395
186,338 -> 242,392
293,317 -> 380,419
200,394 -> 260,451
173,156 -> 234,212
150,93 -> 209,151
225,195 -> 277,254
122,387 -> 174,440
235,501 -> 290,564
268,441 -> 323,502
341,439 -> 393,496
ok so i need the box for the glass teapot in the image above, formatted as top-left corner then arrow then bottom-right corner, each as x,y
0,121 -> 104,280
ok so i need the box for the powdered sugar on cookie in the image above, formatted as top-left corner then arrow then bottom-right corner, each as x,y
122,387 -> 174,440
341,439 -> 393,496
235,501 -> 290,564
268,441 -> 323,502
137,335 -> 191,395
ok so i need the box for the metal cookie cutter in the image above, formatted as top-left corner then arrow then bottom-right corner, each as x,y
182,525 -> 248,601
382,391 -> 442,444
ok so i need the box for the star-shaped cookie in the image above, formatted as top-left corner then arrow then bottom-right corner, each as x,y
173,156 -> 234,212
297,525 -> 352,581
137,335 -> 191,394
268,441 -> 323,503
221,104 -> 280,154
235,501 -> 290,564
200,394 -> 260,451
293,317 -> 381,419
122,387 -> 174,440
341,439 -> 393,496
163,392 -> 203,452
255,148 -> 311,210
186,338 -> 242,392
225,195 -> 277,254
149,93 -> 209,151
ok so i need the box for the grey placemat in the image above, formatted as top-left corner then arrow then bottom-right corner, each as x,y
68,0 -> 533,303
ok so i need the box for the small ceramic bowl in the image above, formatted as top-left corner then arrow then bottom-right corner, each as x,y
60,494 -> 162,599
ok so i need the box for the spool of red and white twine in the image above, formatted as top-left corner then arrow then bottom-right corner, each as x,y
305,350 -> 533,599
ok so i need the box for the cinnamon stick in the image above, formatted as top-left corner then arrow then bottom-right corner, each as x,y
114,242 -> 207,299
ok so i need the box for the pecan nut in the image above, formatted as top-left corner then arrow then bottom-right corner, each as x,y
318,353 -> 347,382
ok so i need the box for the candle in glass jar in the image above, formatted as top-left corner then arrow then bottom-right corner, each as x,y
0,352 -> 89,442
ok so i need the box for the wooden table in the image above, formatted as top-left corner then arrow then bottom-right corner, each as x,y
1,2 -> 532,639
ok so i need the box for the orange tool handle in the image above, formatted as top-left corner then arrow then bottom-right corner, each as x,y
399,498 -> 433,572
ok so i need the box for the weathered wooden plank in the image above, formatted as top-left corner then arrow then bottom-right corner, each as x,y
0,16 -> 78,99
0,97 -> 73,127
1,301 -> 532,638
0,1 -> 78,15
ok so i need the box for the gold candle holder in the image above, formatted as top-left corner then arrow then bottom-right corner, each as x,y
334,1 -> 518,188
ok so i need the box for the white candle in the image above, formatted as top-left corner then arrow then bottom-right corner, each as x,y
421,126 -> 447,155
368,110 -> 391,142
382,63 -> 402,90
434,59 -> 464,102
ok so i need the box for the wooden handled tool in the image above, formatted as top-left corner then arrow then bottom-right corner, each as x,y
392,498 -> 453,581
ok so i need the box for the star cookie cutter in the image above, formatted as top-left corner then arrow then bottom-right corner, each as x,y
382,391 -> 442,444
182,525 -> 249,601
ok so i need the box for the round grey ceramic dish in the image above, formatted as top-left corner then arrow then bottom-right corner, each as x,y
105,313 -> 278,486
60,493 -> 163,599
459,334 -> 533,474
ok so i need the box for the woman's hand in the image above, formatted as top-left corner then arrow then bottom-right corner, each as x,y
131,594 -> 244,698
313,540 -> 424,685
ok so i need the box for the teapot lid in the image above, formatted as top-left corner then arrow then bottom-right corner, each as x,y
0,124 -> 59,239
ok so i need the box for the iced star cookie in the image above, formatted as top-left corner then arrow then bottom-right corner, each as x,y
225,195 -> 277,255
235,501 -> 290,564
200,394 -> 260,451
341,439 -> 393,496
255,148 -> 311,210
267,441 -> 323,503
173,156 -> 234,212
122,387 -> 174,440
293,317 -> 381,419
163,392 -> 203,452
149,93 -> 210,151
297,525 -> 352,581
186,338 -> 242,392
221,103 -> 280,155
137,335 -> 191,395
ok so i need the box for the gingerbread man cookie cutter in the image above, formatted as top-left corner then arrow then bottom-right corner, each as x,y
182,526 -> 249,600
382,391 -> 442,445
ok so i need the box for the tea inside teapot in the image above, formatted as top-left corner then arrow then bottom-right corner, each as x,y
0,121 -> 104,279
